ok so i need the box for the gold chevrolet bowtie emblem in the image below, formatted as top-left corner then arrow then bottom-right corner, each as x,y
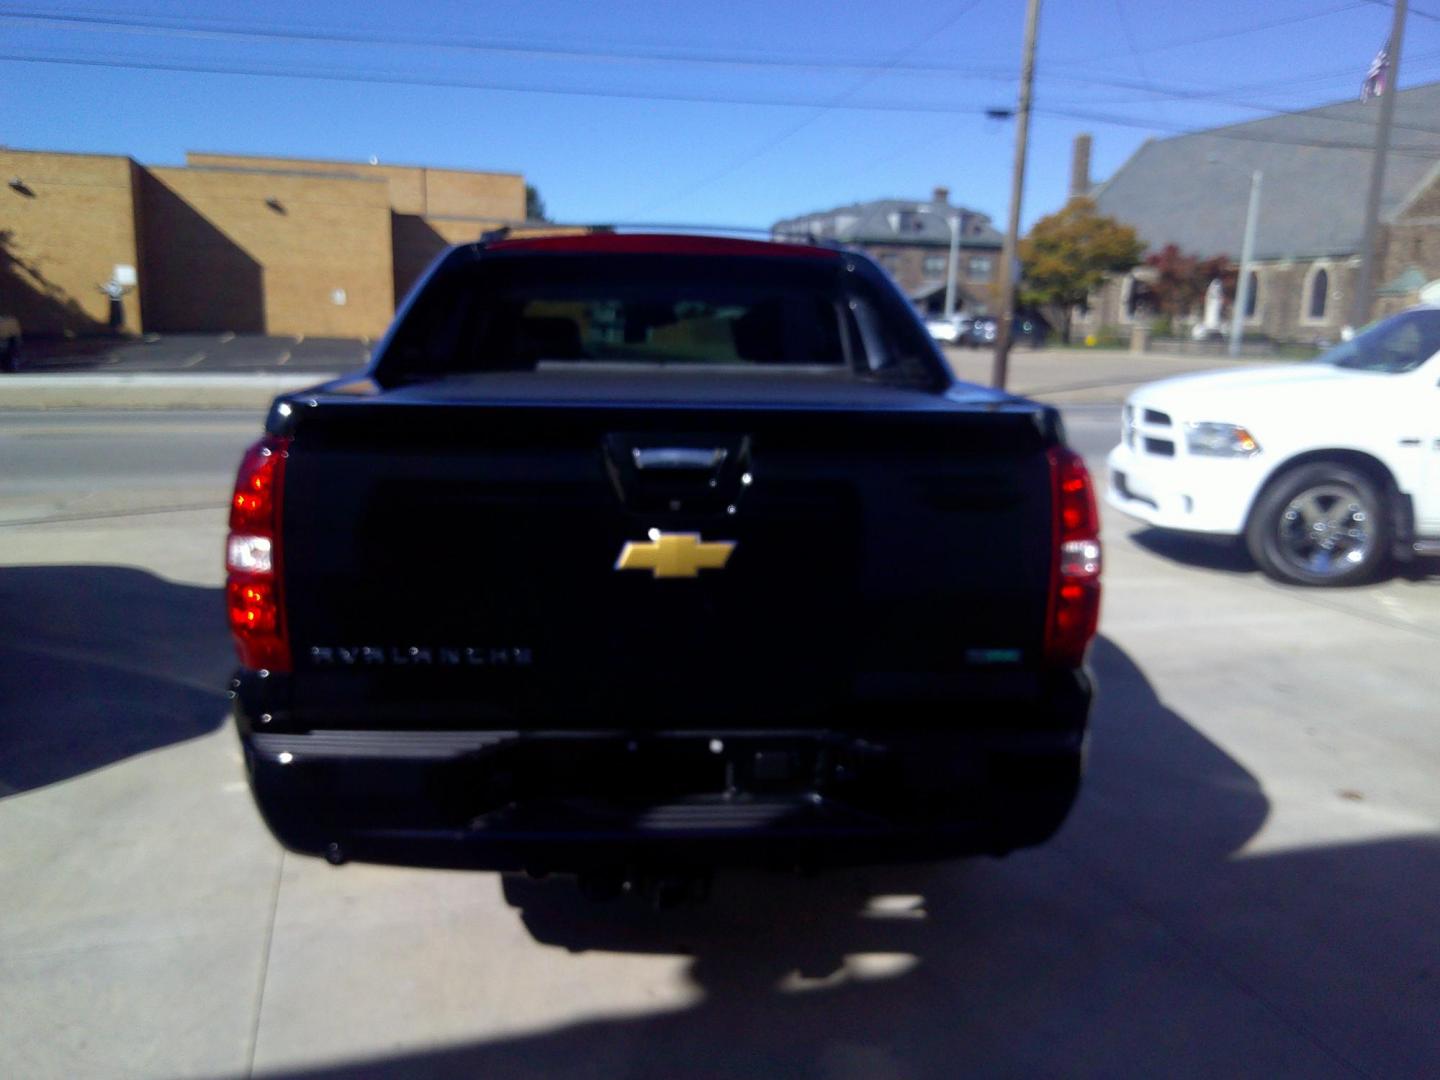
615,532 -> 736,579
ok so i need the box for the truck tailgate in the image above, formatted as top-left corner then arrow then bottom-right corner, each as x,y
279,377 -> 1056,731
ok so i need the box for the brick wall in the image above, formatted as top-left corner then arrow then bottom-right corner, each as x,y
859,242 -> 1000,311
1078,257 -> 1359,342
1250,259 -> 1356,339
187,153 -> 430,214
0,150 -> 144,334
3,148 -> 537,339
390,217 -> 590,305
1375,170 -> 1440,314
423,169 -> 525,219
185,153 -> 525,220
141,166 -> 394,337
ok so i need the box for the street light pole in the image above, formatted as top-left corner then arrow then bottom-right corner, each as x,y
1229,170 -> 1262,359
943,213 -> 960,318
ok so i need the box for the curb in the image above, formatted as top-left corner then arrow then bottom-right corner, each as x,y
0,374 -> 336,410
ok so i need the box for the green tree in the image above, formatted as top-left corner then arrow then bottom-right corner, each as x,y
1018,198 -> 1143,342
525,184 -> 548,222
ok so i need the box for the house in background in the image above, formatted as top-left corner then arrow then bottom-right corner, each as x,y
1070,80 -> 1440,343
771,188 -> 1004,314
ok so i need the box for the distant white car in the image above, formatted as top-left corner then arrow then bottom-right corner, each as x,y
1107,306 -> 1440,586
0,315 -> 19,372
924,313 -> 971,345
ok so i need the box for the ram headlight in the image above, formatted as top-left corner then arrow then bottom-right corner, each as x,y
1185,421 -> 1261,457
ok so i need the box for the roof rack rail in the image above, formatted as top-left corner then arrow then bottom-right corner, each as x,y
472,221 -> 855,254
596,221 -> 775,239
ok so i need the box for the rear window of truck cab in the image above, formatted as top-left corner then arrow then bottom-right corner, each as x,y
379,252 -> 936,383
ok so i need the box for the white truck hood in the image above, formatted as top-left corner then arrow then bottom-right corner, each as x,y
1130,362 -> 1392,421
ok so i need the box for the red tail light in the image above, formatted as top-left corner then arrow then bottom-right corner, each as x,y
1044,445 -> 1102,666
226,435 -> 292,671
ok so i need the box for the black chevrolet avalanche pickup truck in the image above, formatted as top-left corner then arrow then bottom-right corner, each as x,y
227,233 -> 1100,883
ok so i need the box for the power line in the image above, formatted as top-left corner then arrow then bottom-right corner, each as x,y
0,3 -> 1394,85
1042,102 -> 1440,157
1057,1 -> 1369,65
0,48 -> 1017,114
4,48 -> 1440,159
1075,50 -> 1440,107
11,26 -> 1440,135
1060,72 -> 1440,141
626,0 -> 986,217
1038,42 -> 1440,142
1364,0 -> 1440,23
6,4 -> 1432,135
0,6 -> 1013,78
1109,0 -> 1170,125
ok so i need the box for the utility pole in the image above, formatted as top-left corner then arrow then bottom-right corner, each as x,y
992,0 -> 1042,391
1353,0 -> 1406,329
1229,170 -> 1262,358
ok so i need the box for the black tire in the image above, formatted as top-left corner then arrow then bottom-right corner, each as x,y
0,338 -> 16,373
1245,463 -> 1391,587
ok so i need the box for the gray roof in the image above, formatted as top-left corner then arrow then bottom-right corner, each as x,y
772,198 -> 1004,249
1092,81 -> 1440,262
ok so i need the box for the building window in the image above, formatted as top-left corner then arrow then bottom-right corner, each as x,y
922,254 -> 947,279
1308,268 -> 1328,319
1243,270 -> 1260,320
967,255 -> 993,280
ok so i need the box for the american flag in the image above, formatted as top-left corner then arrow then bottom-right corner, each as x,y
1362,39 -> 1390,101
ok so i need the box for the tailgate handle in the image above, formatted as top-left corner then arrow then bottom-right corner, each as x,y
631,447 -> 728,471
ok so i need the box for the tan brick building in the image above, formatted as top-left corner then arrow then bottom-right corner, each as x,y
1,148 -> 539,339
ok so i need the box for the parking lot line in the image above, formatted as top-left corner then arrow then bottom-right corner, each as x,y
219,332 -> 236,344
180,352 -> 207,369
276,351 -> 291,366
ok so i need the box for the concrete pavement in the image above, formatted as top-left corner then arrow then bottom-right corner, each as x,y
14,334 -> 369,375
0,374 -> 329,411
945,344 -> 1299,404
1,409 -> 1437,1078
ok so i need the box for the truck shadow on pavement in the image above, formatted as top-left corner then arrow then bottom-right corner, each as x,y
1127,526 -> 1257,574
258,640 -> 1439,1078
0,564 -> 232,796
1128,526 -> 1440,585
2,570 -> 1435,1076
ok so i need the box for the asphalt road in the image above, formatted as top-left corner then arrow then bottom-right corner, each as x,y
2,408 -> 1438,1079
15,333 -> 370,375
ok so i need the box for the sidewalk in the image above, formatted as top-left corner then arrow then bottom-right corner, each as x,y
0,347 -> 1296,410
0,373 -> 328,410
945,346 -> 1294,404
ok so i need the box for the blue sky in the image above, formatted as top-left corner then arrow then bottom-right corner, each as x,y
2,1 -> 1436,230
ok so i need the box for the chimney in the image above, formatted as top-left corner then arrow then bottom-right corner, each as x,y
932,185 -> 950,206
1070,134 -> 1092,199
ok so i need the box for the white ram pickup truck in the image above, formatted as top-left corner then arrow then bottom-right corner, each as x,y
1107,306 -> 1440,586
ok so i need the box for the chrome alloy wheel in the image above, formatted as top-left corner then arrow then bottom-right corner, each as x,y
1276,483 -> 1372,578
